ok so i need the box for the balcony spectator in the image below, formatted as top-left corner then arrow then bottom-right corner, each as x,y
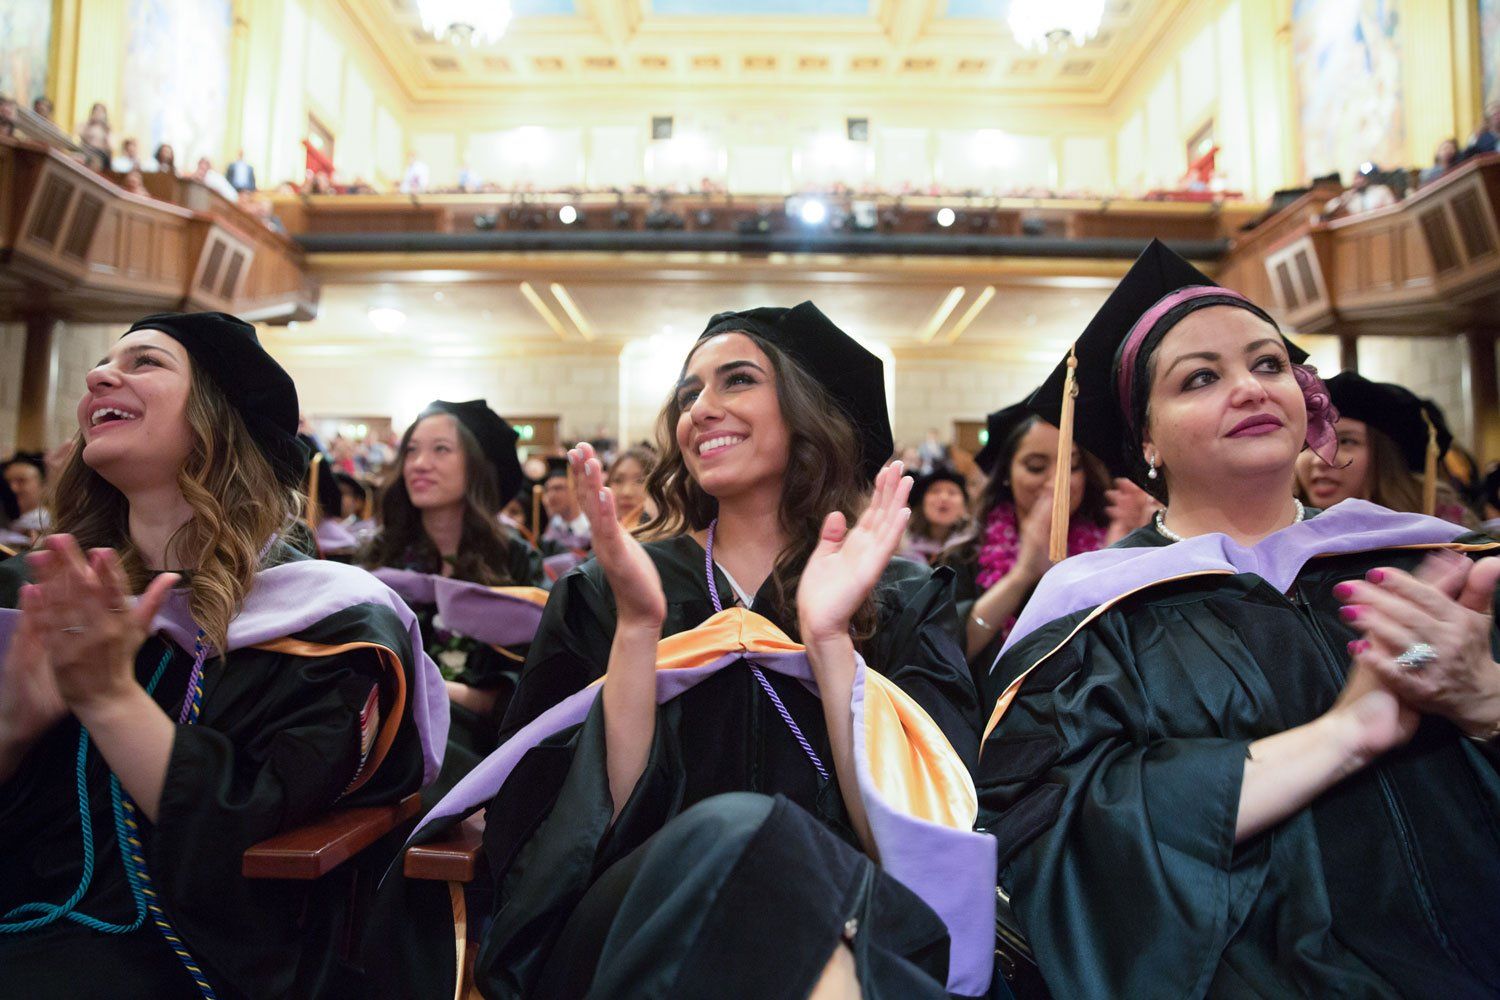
226,148 -> 257,192
0,95 -> 15,137
31,95 -> 53,121
1464,101 -> 1500,157
399,151 -> 429,194
1419,138 -> 1458,188
121,168 -> 149,197
78,121 -> 111,172
240,193 -> 287,235
111,136 -> 146,173
192,155 -> 240,202
1321,163 -> 1396,220
153,142 -> 177,175
76,100 -> 110,138
457,162 -> 481,192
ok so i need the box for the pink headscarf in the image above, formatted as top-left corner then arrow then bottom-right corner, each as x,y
1114,285 -> 1340,465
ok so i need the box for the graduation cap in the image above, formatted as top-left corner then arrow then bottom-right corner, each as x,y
910,467 -> 969,510
125,312 -> 305,487
1027,240 -> 1326,558
698,301 -> 893,484
1325,372 -> 1451,514
973,402 -> 1039,476
2,451 -> 45,479
419,400 -> 526,502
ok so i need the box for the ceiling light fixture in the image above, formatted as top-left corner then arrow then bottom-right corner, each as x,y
1006,0 -> 1105,54
934,207 -> 956,228
558,204 -> 579,225
367,307 -> 407,334
416,0 -> 513,46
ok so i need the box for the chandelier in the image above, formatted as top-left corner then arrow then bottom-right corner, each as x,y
416,0 -> 513,47
1006,0 -> 1106,54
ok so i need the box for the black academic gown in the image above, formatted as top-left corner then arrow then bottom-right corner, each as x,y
384,530 -> 545,799
374,534 -> 982,1000
0,552 -> 427,1000
977,522 -> 1500,999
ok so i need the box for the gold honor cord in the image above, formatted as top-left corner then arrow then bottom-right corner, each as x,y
1049,347 -> 1079,563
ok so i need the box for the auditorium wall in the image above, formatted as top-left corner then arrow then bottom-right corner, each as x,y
0,323 -> 24,458
0,0 -> 53,107
1355,335 -> 1473,446
0,322 -> 117,458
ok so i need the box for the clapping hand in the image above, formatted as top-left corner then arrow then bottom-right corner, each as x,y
25,535 -> 177,710
797,461 -> 912,647
569,443 -> 666,630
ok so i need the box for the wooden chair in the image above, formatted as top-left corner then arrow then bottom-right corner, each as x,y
242,793 -> 423,962
403,811 -> 488,1000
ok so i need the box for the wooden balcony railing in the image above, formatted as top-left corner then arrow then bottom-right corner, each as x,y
0,137 -> 317,324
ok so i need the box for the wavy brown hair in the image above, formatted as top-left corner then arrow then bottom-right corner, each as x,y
362,410 -> 517,586
50,368 -> 300,655
640,332 -> 877,645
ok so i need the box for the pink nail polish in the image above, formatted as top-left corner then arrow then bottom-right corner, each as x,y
1339,605 -> 1362,623
1366,569 -> 1385,584
1333,582 -> 1355,599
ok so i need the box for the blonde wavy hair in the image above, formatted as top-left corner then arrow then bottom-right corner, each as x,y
49,365 -> 301,654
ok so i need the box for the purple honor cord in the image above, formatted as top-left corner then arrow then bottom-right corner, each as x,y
704,519 -> 830,782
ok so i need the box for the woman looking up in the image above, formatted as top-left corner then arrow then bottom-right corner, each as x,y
979,240 -> 1500,999
0,312 -> 439,1000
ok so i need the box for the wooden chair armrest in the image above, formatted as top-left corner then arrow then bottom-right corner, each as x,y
242,793 -> 423,880
404,813 -> 486,883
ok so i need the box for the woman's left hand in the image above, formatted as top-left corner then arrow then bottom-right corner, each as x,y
1335,552 -> 1500,738
797,461 -> 912,647
26,535 -> 178,710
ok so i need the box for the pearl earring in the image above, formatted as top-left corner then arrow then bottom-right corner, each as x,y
1147,455 -> 1158,480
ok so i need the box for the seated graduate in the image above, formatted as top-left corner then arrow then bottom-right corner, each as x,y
897,467 -> 969,566
977,240 -> 1500,999
939,402 -> 1151,702
361,400 -> 545,792
1297,371 -> 1479,527
394,302 -> 990,1000
0,311 -> 445,1000
3,450 -> 52,540
603,445 -> 655,531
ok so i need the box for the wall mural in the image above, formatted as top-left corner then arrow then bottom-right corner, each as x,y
121,0 -> 232,167
1292,0 -> 1406,181
1481,0 -> 1500,110
0,0 -> 52,105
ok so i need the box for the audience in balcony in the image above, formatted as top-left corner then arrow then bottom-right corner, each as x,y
1320,163 -> 1396,219
1464,101 -> 1500,157
192,154 -> 241,202
30,95 -> 52,121
399,152 -> 430,194
77,121 -> 111,173
227,149 -> 257,192
110,136 -> 147,173
1420,138 -> 1459,188
75,101 -> 111,141
153,142 -> 177,175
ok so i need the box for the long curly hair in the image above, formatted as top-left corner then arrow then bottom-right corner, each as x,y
362,410 -> 517,586
640,331 -> 877,644
50,369 -> 300,655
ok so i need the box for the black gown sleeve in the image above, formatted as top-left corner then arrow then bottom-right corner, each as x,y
867,562 -> 982,770
497,565 -> 615,741
976,610 -> 1266,1000
505,530 -> 548,589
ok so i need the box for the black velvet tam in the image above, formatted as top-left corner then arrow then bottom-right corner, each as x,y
1324,371 -> 1452,471
421,399 -> 526,501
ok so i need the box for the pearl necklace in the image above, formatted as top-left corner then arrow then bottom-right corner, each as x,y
1154,498 -> 1305,543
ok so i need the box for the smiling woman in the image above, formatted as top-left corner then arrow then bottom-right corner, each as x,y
374,302 -> 991,1000
978,241 -> 1500,999
0,312 -> 441,1000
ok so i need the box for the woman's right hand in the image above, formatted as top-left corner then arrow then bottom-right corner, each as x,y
1328,645 -> 1420,768
570,443 -> 666,630
1012,487 -> 1056,584
0,586 -> 69,777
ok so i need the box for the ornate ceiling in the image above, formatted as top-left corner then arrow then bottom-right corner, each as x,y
342,0 -> 1189,107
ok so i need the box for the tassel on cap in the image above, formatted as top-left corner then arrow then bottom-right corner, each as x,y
1049,347 -> 1078,563
305,451 -> 324,529
1422,411 -> 1439,517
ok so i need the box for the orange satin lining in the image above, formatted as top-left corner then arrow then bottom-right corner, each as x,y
589,608 -> 975,828
249,637 -> 407,797
488,585 -> 551,607
863,671 -> 978,827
